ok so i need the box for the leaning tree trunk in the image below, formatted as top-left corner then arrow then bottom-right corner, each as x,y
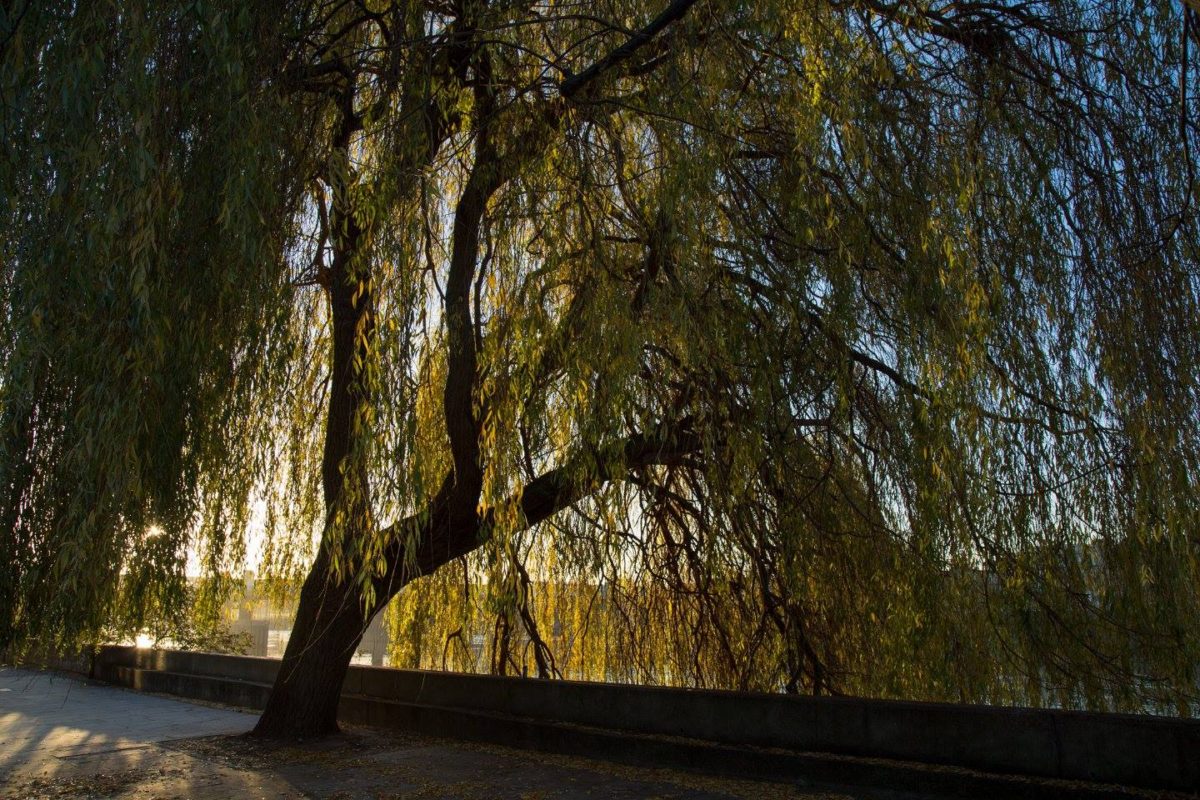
251,506 -> 461,737
251,550 -> 368,738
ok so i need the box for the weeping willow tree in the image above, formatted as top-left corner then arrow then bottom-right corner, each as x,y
2,0 -> 1199,736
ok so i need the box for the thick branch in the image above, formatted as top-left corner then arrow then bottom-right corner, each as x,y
507,420 -> 702,532
442,54 -> 502,513
320,89 -> 370,514
375,420 -> 701,598
281,57 -> 355,95
559,0 -> 701,99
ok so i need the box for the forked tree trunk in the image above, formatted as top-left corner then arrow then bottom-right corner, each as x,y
251,550 -> 368,738
244,0 -> 702,741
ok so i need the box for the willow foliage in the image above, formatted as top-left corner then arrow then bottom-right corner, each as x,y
3,0 -> 1199,715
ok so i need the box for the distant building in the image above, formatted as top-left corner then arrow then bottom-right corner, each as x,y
225,573 -> 390,666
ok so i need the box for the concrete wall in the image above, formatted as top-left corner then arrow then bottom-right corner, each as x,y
93,645 -> 1199,792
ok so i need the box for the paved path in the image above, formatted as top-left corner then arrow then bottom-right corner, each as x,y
0,667 -> 254,779
0,667 -> 852,799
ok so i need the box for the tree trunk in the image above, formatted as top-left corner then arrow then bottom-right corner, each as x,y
251,550 -> 367,738
252,83 -> 374,740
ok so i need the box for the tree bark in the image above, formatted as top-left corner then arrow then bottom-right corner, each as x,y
251,549 -> 366,738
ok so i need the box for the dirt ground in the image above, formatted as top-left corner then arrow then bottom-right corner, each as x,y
4,725 -> 858,800
1,668 -> 864,799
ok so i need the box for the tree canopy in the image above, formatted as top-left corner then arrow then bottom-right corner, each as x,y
2,0 -> 1199,722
